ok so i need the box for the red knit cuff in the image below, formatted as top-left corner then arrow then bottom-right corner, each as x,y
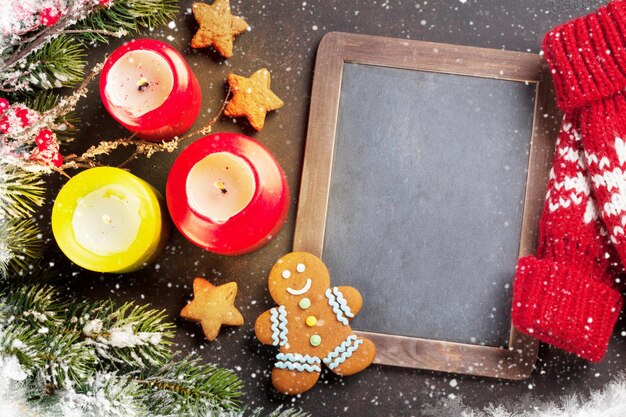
512,256 -> 622,362
542,0 -> 626,111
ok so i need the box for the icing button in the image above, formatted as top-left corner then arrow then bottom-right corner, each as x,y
296,263 -> 306,273
310,334 -> 321,346
282,270 -> 291,279
299,297 -> 311,309
305,316 -> 317,327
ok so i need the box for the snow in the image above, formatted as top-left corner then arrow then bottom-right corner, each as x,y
58,373 -> 142,417
83,320 -> 162,348
0,242 -> 11,271
1,356 -> 27,382
431,375 -> 626,417
10,340 -> 25,351
23,309 -> 48,322
83,318 -> 103,337
108,325 -> 162,347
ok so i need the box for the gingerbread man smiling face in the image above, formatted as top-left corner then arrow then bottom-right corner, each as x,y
268,253 -> 330,307
255,252 -> 376,395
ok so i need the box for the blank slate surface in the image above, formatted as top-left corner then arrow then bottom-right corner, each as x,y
322,63 -> 536,347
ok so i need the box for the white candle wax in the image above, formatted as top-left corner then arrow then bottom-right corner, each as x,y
186,152 -> 256,222
104,50 -> 174,117
71,185 -> 142,256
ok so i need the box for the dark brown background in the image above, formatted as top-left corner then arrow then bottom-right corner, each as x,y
43,0 -> 625,415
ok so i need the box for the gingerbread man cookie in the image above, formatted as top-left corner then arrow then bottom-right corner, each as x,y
254,252 -> 376,395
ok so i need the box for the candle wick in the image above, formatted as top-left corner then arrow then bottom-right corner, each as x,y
137,77 -> 149,92
214,180 -> 228,195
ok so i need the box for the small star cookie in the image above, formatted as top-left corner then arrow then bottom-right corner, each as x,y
180,278 -> 244,341
191,0 -> 249,58
225,68 -> 284,131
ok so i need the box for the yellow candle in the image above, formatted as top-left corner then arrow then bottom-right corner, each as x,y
52,167 -> 169,273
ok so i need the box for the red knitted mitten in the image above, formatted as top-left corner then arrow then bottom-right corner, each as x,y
543,0 -> 626,267
512,115 -> 622,362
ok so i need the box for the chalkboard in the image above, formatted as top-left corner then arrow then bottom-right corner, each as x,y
294,33 -> 558,379
324,63 -> 534,347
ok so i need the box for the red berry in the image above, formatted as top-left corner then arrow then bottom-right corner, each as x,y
36,129 -> 54,146
0,98 -> 9,114
40,8 -> 61,27
14,107 -> 31,127
51,153 -> 64,167
31,129 -> 63,168
0,105 -> 40,135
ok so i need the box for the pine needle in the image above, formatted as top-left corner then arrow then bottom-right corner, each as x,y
140,357 -> 244,415
26,36 -> 86,91
0,274 -> 308,416
71,300 -> 175,369
74,0 -> 179,44
0,166 -> 45,219
0,218 -> 42,279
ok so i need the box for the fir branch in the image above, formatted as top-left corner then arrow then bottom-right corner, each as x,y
0,218 -> 42,279
22,92 -> 78,145
59,372 -> 147,417
0,282 -> 91,391
25,36 -> 86,90
74,0 -> 178,45
22,90 -> 62,112
0,281 -> 64,328
0,355 -> 44,417
0,166 -> 45,219
0,276 -> 309,416
9,91 -> 78,143
242,407 -> 311,417
1,36 -> 86,93
2,0 -> 178,75
139,357 -> 244,415
35,331 -> 97,391
0,62 -> 103,175
0,324 -> 43,371
1,3 -> 100,72
75,301 -> 175,369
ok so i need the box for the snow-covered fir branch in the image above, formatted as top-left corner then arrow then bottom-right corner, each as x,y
0,218 -> 42,278
423,375 -> 626,417
0,0 -> 178,178
1,0 -> 111,88
0,165 -> 44,219
1,0 -> 177,96
77,301 -> 174,368
0,279 -> 279,416
57,372 -> 146,417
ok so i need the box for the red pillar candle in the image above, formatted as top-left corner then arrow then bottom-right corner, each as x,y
166,133 -> 289,255
100,39 -> 202,142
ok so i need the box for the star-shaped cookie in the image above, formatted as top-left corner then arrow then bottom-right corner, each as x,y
191,0 -> 249,58
224,68 -> 284,131
180,278 -> 244,341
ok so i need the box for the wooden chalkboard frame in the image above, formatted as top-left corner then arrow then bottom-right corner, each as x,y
293,32 -> 558,379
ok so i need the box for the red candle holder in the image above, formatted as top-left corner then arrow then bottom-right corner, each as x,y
166,132 -> 290,255
100,39 -> 202,142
